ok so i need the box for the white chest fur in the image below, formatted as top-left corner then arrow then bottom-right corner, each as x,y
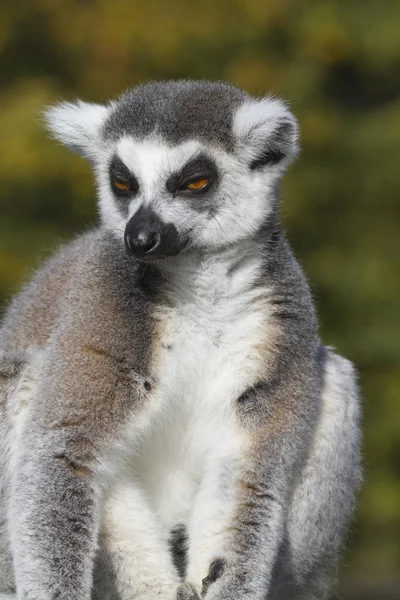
133,252 -> 270,528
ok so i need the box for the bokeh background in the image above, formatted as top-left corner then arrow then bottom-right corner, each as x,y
0,1 -> 399,597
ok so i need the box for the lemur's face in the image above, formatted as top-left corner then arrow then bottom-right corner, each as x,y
45,81 -> 298,260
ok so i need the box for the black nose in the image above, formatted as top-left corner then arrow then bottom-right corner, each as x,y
125,228 -> 160,257
124,207 -> 183,260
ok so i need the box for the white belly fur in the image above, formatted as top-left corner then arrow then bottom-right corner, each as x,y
131,258 -> 270,530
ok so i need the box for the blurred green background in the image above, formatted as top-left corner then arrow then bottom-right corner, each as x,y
0,0 -> 399,597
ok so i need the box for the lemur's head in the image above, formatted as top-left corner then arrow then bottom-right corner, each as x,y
45,81 -> 298,261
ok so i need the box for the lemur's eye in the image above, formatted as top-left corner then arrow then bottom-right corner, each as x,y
166,155 -> 217,196
109,156 -> 139,197
185,178 -> 210,191
112,178 -> 130,193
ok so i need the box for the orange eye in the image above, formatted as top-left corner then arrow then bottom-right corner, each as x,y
186,178 -> 209,191
113,179 -> 130,192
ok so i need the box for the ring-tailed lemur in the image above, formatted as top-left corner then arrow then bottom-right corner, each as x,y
0,80 -> 361,600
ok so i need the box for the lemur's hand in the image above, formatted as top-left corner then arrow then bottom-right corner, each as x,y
202,561 -> 265,600
177,582 -> 201,600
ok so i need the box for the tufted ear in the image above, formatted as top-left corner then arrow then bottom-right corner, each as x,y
233,97 -> 299,170
43,101 -> 110,158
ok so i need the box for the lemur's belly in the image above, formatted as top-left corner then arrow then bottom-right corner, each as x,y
132,301 -> 268,528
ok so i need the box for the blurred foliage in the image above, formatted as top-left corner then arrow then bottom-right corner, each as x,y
0,0 -> 399,590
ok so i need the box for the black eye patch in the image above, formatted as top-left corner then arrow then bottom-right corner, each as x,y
109,155 -> 139,196
166,153 -> 219,195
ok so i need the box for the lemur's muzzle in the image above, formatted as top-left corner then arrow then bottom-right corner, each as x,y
124,206 -> 183,260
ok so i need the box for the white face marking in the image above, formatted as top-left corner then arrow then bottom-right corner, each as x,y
117,137 -> 203,214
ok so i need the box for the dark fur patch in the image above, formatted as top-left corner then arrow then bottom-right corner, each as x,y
237,381 -> 269,409
0,353 -> 26,378
249,149 -> 285,170
54,453 -> 92,478
250,121 -> 295,169
169,523 -> 188,579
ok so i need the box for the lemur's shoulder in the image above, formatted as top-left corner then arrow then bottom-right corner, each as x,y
0,229 -> 107,352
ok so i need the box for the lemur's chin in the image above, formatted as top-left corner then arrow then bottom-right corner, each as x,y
126,247 -> 187,263
124,240 -> 186,262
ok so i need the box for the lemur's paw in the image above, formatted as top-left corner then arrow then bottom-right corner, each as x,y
177,582 -> 201,600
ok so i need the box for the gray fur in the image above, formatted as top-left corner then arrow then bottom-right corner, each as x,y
0,80 -> 361,600
103,80 -> 247,150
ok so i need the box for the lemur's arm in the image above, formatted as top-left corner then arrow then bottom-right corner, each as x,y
202,369 -> 319,600
8,317 -> 131,600
10,419 -> 100,600
8,245 -> 153,600
9,339 -> 104,600
9,338 -> 151,599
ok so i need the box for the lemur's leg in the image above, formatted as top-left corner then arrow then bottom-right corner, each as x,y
97,482 -> 180,600
283,350 -> 362,599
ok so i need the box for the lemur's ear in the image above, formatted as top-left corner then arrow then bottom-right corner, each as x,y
233,97 -> 299,170
43,101 -> 110,158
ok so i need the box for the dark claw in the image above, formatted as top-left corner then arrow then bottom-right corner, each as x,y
201,558 -> 225,597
